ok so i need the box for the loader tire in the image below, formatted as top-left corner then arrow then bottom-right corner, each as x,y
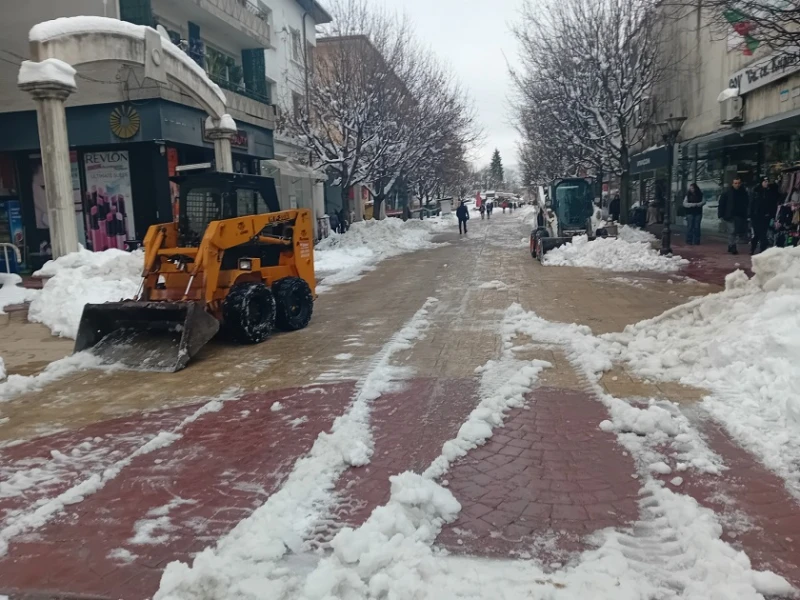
223,282 -> 276,344
273,277 -> 314,331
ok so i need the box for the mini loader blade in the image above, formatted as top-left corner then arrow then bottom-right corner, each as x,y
74,301 -> 220,372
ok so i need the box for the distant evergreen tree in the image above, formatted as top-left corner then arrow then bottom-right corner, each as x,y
489,149 -> 504,188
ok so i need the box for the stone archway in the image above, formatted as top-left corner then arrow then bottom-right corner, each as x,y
18,16 -> 238,257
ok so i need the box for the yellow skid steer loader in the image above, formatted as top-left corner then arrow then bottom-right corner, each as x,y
74,172 -> 316,372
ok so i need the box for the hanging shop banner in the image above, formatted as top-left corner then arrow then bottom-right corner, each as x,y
30,153 -> 82,232
6,200 -> 24,265
83,150 -> 135,251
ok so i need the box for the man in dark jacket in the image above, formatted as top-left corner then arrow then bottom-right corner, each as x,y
609,194 -> 621,222
718,177 -> 750,254
456,200 -> 469,234
749,177 -> 779,255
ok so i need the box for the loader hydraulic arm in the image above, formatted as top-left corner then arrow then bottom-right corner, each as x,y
187,209 -> 311,305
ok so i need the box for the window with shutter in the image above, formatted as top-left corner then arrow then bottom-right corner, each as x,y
119,0 -> 153,26
242,48 -> 270,104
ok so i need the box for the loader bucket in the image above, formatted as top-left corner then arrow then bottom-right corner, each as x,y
74,301 -> 220,372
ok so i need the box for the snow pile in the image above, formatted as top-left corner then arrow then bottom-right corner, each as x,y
617,225 -> 657,243
156,299 -> 437,599
29,247 -> 142,339
544,235 -> 687,273
0,357 -> 5,381
604,245 -> 800,493
0,273 -> 38,314
315,218 -> 448,290
17,58 -> 76,88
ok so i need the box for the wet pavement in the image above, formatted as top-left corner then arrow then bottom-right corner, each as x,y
0,210 -> 796,599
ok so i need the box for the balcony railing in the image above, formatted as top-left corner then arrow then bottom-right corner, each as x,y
207,72 -> 271,105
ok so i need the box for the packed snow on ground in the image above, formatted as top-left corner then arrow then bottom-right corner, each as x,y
544,234 -> 687,273
0,388 -> 239,557
604,245 -> 800,495
314,217 -> 451,291
156,299 -> 437,599
477,280 -> 509,291
28,247 -> 142,339
0,273 -> 38,314
156,304 -> 790,600
0,352 -> 109,402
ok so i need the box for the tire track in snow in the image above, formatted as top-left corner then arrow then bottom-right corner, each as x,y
155,297 -> 438,600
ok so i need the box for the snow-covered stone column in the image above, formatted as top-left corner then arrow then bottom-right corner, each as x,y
205,115 -> 237,173
18,59 -> 79,258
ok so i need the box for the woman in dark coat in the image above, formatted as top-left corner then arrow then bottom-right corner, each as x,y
682,183 -> 705,245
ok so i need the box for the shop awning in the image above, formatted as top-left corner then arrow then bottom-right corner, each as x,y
629,145 -> 669,174
262,159 -> 326,181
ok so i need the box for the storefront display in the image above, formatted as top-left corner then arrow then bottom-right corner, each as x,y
83,150 -> 136,251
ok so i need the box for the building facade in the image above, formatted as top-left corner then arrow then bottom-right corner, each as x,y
630,5 -> 800,235
0,0 -> 329,269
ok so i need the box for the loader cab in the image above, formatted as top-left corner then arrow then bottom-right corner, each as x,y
172,172 -> 281,247
550,178 -> 594,236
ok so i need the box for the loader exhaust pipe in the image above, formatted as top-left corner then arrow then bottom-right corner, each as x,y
74,301 -> 220,372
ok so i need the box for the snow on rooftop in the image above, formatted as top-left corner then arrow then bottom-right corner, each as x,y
17,58 -> 76,89
27,16 -> 225,106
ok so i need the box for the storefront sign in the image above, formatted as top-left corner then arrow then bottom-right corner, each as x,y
201,121 -> 249,149
630,146 -> 669,175
729,47 -> 800,95
83,150 -> 136,251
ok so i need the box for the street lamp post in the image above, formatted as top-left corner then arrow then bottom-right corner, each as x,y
656,114 -> 686,255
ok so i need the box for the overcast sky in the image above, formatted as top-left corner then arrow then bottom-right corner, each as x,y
344,0 -> 523,170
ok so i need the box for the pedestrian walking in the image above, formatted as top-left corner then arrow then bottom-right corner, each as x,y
456,200 -> 469,235
502,200 -> 507,213
609,193 -> 621,222
486,202 -> 493,219
718,177 -> 750,254
682,183 -> 705,245
337,207 -> 349,234
479,203 -> 486,219
749,177 -> 779,255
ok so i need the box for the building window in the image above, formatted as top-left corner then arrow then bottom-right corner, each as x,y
292,92 -> 305,119
291,29 -> 302,63
205,45 -> 243,90
306,42 -> 314,70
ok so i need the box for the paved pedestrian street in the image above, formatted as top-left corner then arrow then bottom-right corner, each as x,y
0,211 -> 797,600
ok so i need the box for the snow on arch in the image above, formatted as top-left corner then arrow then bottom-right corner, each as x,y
27,16 -> 226,108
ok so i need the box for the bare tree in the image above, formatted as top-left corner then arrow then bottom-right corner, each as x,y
289,0 -> 477,220
511,0 -> 666,221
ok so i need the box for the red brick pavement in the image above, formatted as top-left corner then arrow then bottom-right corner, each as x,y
437,387 -> 641,563
316,377 -> 480,543
673,235 -> 752,287
0,382 -> 354,600
655,416 -> 800,588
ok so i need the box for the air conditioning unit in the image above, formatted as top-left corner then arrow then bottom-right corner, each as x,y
720,96 -> 743,124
